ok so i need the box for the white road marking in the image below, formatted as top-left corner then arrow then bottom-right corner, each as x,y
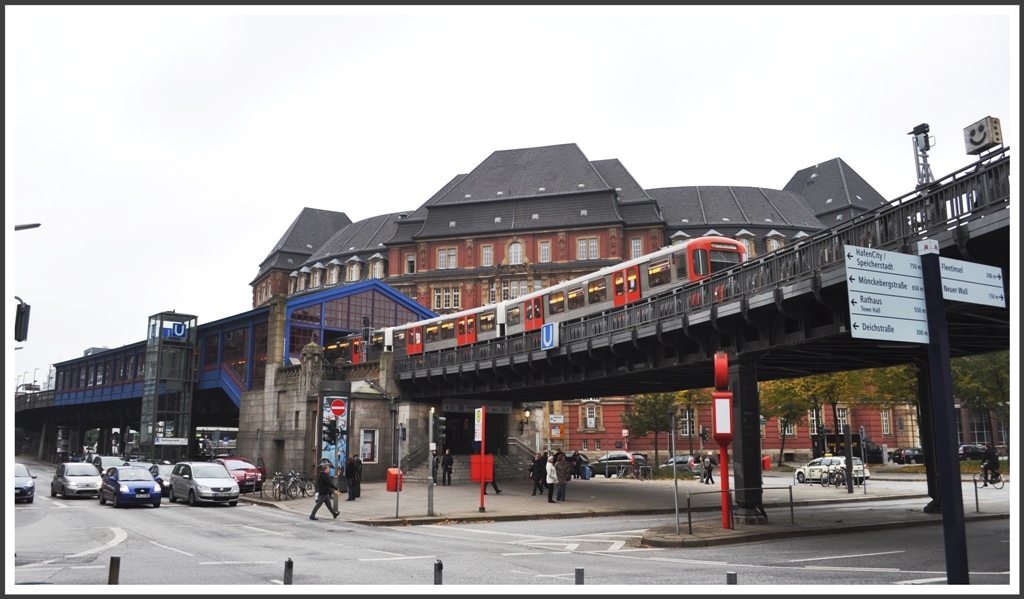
51,500 -> 69,508
802,565 -> 901,572
363,548 -> 405,556
535,572 -> 576,579
789,550 -> 904,562
70,565 -> 106,569
65,527 -> 127,558
895,576 -> 949,585
503,552 -> 547,556
150,541 -> 194,556
358,555 -> 436,562
564,543 -> 580,551
243,525 -> 292,536
195,557 -> 274,561
607,541 -> 625,552
271,580 -> 284,585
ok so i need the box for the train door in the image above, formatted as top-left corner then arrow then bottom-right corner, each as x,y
612,266 -> 642,306
406,326 -> 423,355
457,314 -> 477,345
523,296 -> 544,331
350,338 -> 362,363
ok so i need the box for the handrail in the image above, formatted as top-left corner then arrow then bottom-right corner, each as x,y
684,485 -> 795,534
395,151 -> 1010,376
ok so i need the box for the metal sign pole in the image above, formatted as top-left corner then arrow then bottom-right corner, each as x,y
395,423 -> 402,518
671,409 -> 680,535
428,414 -> 434,517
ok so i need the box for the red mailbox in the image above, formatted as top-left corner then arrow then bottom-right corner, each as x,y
762,455 -> 771,471
386,467 -> 403,492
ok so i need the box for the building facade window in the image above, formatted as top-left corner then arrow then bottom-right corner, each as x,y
489,282 -> 496,304
678,408 -> 695,437
329,266 -> 339,285
738,237 -> 754,257
882,409 -> 891,435
781,419 -> 796,437
539,241 -> 551,263
508,242 -> 523,265
433,287 -> 461,311
298,274 -> 308,291
631,238 -> 643,259
372,261 -> 383,279
289,277 -> 297,294
577,238 -> 587,260
482,245 -> 493,267
766,237 -> 783,252
836,408 -> 848,434
406,253 -> 416,274
589,238 -> 599,259
360,429 -> 378,463
581,440 -> 588,451
595,440 -> 601,451
808,409 -> 820,433
437,248 -> 457,270
348,263 -> 361,282
970,411 -> 992,444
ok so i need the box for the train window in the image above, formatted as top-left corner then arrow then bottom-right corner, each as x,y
440,320 -> 455,339
370,333 -> 384,351
588,278 -> 607,303
466,315 -> 475,335
532,298 -> 542,319
425,324 -> 439,342
710,249 -> 742,273
614,272 -> 625,297
479,311 -> 496,332
339,342 -> 351,359
692,248 -> 709,276
567,286 -> 585,310
627,267 -> 638,292
507,305 -> 521,326
394,330 -> 406,349
675,251 -> 688,279
412,328 -> 422,345
549,291 -> 565,314
457,319 -> 466,336
525,300 -> 534,321
648,259 -> 671,287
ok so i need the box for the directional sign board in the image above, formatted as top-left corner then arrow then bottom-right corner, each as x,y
845,245 -> 929,344
938,257 -> 1006,307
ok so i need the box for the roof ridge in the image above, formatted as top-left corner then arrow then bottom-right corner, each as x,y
835,158 -> 854,206
695,187 -> 708,224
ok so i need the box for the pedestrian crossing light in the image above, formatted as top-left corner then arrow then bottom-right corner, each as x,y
699,426 -> 709,443
434,415 -> 447,445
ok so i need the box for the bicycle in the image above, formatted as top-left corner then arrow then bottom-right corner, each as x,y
820,466 -> 846,488
973,469 -> 1005,490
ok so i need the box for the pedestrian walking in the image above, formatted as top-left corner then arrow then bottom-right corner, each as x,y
441,449 -> 454,486
344,455 -> 358,501
353,455 -> 363,499
309,463 -> 340,520
555,453 -> 571,501
431,450 -> 440,486
545,455 -> 557,503
540,452 -> 550,491
530,453 -> 546,496
702,452 -> 715,485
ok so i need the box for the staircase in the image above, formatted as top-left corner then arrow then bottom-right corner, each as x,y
403,450 -> 534,484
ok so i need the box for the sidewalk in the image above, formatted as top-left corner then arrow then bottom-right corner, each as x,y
238,471 -> 1008,546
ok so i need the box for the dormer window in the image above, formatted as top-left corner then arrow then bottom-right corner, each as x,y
348,262 -> 361,282
312,269 -> 322,287
764,230 -> 785,252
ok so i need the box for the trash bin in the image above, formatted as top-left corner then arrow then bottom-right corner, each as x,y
386,467 -> 404,492
762,455 -> 771,471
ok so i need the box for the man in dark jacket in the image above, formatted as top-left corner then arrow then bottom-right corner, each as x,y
309,463 -> 339,520
344,455 -> 358,501
981,444 -> 1000,486
352,455 -> 363,499
441,449 -> 454,486
530,453 -> 545,496
431,450 -> 440,486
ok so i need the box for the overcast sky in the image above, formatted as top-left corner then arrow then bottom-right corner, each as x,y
7,6 -> 1018,393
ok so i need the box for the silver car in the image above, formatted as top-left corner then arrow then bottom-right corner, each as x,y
51,462 -> 103,498
168,461 -> 240,506
660,454 -> 704,475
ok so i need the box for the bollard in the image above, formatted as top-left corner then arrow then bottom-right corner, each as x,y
283,558 -> 293,585
107,556 -> 120,585
434,559 -> 443,585
726,571 -> 737,585
575,567 -> 584,584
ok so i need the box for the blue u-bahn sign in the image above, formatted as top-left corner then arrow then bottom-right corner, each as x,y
162,322 -> 187,340
541,323 -> 559,350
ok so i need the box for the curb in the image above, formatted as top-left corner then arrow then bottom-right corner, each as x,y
642,512 -> 1010,548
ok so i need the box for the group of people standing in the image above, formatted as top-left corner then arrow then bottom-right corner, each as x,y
530,451 -> 577,503
309,454 -> 363,521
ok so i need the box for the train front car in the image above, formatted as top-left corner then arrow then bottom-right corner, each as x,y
684,236 -> 746,304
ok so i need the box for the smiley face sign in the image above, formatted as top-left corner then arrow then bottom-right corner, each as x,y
964,116 -> 1002,155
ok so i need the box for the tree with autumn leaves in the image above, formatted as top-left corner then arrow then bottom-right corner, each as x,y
623,388 -> 713,465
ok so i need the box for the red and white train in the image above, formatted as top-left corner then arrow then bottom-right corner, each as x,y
337,236 -> 746,362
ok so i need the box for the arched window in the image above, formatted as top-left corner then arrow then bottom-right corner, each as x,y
372,261 -> 383,279
348,263 -> 361,282
508,242 -> 524,265
328,267 -> 338,285
312,270 -> 322,287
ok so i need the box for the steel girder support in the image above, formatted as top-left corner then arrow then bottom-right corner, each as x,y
730,359 -> 764,519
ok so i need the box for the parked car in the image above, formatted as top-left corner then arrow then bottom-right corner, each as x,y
14,463 -> 36,503
214,457 -> 265,493
794,456 -> 868,484
51,462 -> 103,498
958,444 -> 987,461
94,455 -> 129,471
149,463 -> 176,494
99,466 -> 162,508
659,454 -> 704,474
891,447 -> 924,465
592,451 -> 647,478
168,461 -> 240,506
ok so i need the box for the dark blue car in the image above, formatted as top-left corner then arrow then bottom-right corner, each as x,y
100,466 -> 162,508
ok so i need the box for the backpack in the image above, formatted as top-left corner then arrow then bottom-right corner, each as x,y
703,456 -> 712,469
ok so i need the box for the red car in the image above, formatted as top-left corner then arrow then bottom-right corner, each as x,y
214,457 -> 266,493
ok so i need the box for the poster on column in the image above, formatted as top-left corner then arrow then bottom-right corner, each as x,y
321,396 -> 348,478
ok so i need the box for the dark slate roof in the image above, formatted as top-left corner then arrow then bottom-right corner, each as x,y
253,208 -> 351,282
782,158 -> 889,222
427,144 -> 610,206
305,212 -> 410,267
647,186 -> 823,230
387,175 -> 465,245
413,192 -> 621,240
591,159 -> 651,203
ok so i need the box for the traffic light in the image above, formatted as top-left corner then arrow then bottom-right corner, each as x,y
14,300 -> 30,342
322,419 -> 331,445
699,426 -> 709,444
434,415 -> 447,445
